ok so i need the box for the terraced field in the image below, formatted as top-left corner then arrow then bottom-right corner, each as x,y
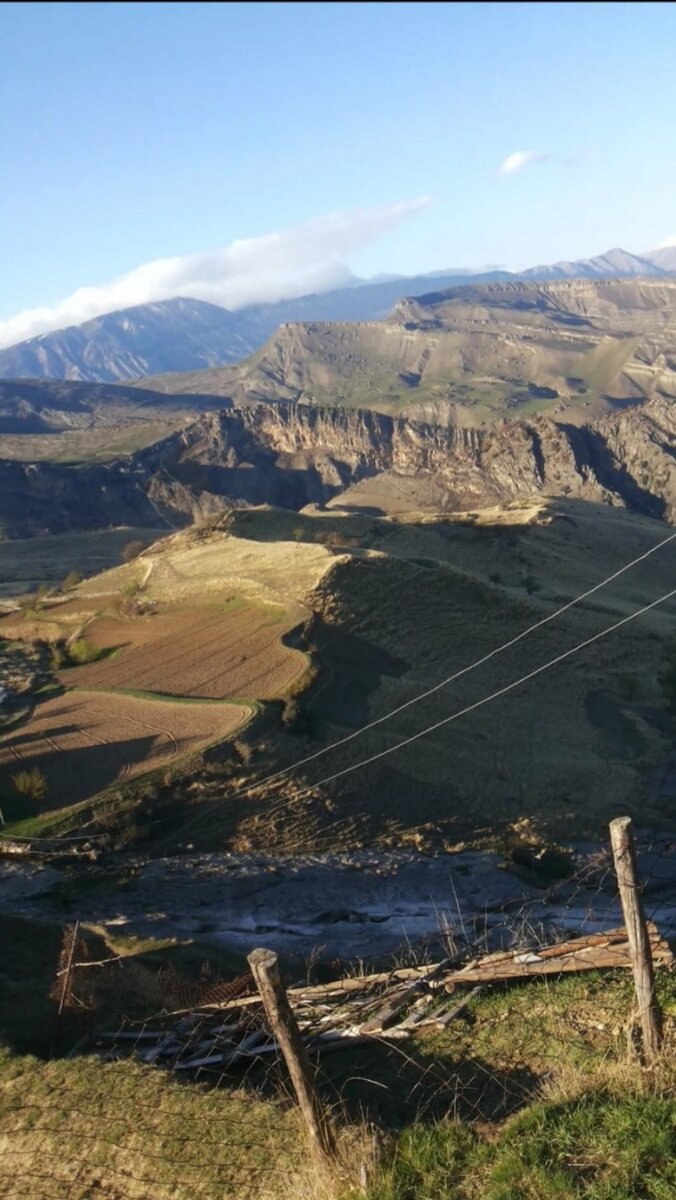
66,602 -> 305,699
0,689 -> 250,809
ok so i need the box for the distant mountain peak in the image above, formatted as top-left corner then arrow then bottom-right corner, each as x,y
1,245 -> 675,384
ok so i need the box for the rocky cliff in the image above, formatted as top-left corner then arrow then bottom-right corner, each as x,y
1,392 -> 674,538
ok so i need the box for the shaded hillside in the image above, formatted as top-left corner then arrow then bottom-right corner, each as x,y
145,279 -> 676,421
0,389 -> 675,538
0,378 -> 227,433
15,500 -> 676,850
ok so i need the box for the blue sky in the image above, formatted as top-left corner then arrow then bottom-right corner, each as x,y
1,1 -> 675,339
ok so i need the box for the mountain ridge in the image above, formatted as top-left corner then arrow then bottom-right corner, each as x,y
2,246 -> 675,384
142,278 -> 676,423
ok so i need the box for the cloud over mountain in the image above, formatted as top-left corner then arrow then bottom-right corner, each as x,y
0,198 -> 431,350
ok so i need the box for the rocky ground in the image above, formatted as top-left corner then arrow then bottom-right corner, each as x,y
2,837 -> 674,965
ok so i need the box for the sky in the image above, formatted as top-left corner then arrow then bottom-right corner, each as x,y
1,0 -> 676,343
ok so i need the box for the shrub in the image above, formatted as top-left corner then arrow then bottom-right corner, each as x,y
120,540 -> 145,564
115,581 -> 143,619
19,583 -> 50,614
521,573 -> 541,595
62,570 -> 81,591
66,638 -> 105,666
12,767 -> 48,803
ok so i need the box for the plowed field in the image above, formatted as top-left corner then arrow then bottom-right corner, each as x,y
0,690 -> 249,808
67,604 -> 305,699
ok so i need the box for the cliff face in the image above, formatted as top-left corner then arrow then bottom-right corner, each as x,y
1,395 -> 675,538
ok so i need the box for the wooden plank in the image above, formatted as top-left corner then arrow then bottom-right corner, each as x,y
428,986 -> 483,1027
360,963 -> 444,1033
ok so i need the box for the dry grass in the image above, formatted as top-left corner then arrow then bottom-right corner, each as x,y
0,688 -> 251,812
67,601 -> 306,699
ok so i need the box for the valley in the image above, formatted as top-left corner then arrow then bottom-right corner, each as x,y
2,278 -> 676,882
0,287 -> 674,1200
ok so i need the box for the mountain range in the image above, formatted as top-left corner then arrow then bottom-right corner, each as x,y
144,278 -> 676,423
2,245 -> 676,385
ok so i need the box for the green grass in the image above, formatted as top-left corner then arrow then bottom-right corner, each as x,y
1,911 -> 675,1200
63,637 -> 113,666
366,1093 -> 676,1200
79,685 -> 260,709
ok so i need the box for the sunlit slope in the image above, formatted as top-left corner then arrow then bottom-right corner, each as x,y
142,279 -> 676,421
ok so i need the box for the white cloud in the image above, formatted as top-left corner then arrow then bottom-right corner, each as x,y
0,197 -> 432,349
656,233 -> 676,248
499,150 -> 548,177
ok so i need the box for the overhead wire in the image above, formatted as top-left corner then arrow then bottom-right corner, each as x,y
160,528 -> 676,842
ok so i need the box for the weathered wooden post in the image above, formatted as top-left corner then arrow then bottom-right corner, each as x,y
58,920 -> 80,1017
248,948 -> 337,1164
609,817 -> 662,1061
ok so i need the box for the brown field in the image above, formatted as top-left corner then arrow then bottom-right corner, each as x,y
0,689 -> 250,809
66,603 -> 306,699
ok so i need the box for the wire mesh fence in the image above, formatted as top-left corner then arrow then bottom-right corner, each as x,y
1,819 -> 674,1199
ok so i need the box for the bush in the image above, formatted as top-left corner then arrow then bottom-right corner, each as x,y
317,529 -> 360,551
62,571 -> 81,592
120,540 -> 145,564
521,573 -> 541,595
19,583 -> 50,614
12,767 -> 48,803
66,638 -> 105,666
114,581 -> 144,619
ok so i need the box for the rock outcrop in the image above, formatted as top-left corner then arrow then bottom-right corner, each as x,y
1,394 -> 675,538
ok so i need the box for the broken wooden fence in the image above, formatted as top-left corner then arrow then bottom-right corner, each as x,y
96,921 -> 672,1072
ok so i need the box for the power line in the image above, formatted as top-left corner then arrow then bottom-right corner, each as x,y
6,527 -> 674,849
174,526 -> 676,821
271,584 -> 676,808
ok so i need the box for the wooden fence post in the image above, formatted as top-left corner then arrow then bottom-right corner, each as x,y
609,817 -> 662,1061
58,920 -> 80,1018
248,948 -> 337,1164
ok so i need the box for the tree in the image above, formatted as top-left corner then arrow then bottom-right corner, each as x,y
120,540 -> 145,565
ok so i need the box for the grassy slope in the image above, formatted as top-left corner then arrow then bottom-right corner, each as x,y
146,499 -> 675,854
5,499 -> 674,851
0,527 -> 166,599
1,911 -> 675,1200
0,418 -> 184,463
